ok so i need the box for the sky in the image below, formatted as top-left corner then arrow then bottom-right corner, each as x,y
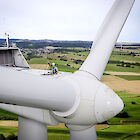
0,0 -> 140,42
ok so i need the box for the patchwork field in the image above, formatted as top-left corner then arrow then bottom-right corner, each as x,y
101,74 -> 140,94
27,47 -> 140,73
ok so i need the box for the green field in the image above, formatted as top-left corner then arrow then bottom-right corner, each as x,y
97,125 -> 140,140
108,91 -> 140,124
115,75 -> 140,80
0,110 -> 17,121
110,54 -> 140,63
28,57 -> 140,73
0,125 -> 140,140
27,47 -> 140,73
0,126 -> 17,137
105,64 -> 140,73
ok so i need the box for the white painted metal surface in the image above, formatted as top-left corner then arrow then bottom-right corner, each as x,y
13,48 -> 29,68
80,0 -> 135,80
0,103 -> 58,125
18,116 -> 48,140
94,84 -> 124,123
0,47 -> 29,68
0,66 -> 79,113
69,126 -> 97,140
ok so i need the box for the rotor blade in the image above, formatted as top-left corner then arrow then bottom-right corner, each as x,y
0,66 -> 78,113
80,0 -> 135,80
0,103 -> 58,125
69,126 -> 97,140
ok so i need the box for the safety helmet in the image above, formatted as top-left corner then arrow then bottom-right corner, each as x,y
52,63 -> 55,66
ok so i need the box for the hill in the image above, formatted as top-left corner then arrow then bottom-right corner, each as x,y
0,39 -> 92,48
0,38 -> 140,49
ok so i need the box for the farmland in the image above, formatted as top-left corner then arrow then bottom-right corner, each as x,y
0,124 -> 140,140
115,75 -> 140,80
27,46 -> 140,73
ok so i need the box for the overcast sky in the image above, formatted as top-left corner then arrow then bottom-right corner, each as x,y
0,0 -> 139,42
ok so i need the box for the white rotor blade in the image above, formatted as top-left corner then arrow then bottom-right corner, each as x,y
0,103 -> 58,125
69,126 -> 97,140
80,0 -> 135,80
0,66 -> 77,113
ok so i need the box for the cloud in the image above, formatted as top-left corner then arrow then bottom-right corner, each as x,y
0,0 -> 139,42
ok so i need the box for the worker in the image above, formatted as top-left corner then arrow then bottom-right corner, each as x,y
52,63 -> 58,74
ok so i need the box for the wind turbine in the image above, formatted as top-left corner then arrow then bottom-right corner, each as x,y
0,0 -> 135,140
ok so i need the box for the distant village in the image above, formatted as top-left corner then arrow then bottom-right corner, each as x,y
21,46 -> 55,56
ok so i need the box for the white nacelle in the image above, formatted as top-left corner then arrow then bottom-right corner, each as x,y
52,71 -> 123,125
